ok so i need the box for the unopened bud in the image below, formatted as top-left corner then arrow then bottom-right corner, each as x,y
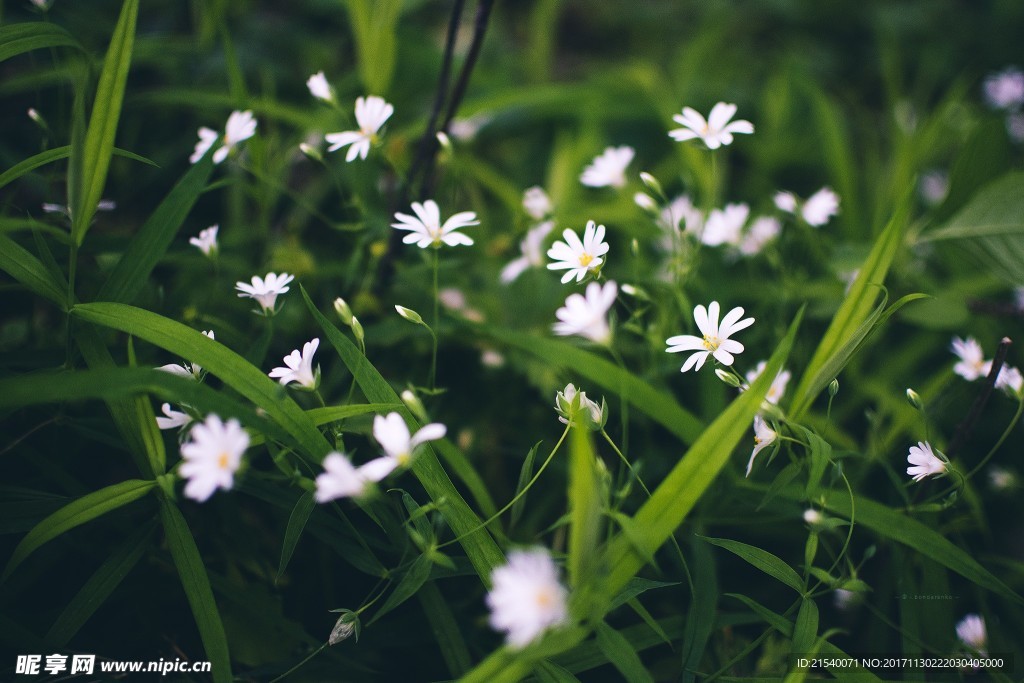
631,238 -> 640,256
803,508 -> 823,525
401,389 -> 428,422
350,316 -> 365,344
905,388 -> 923,410
633,192 -> 658,213
828,378 -> 839,397
395,305 -> 424,325
299,143 -> 323,162
639,171 -> 664,198
27,108 -> 45,126
328,609 -> 360,645
435,131 -> 452,151
715,369 -> 743,388
334,297 -> 353,326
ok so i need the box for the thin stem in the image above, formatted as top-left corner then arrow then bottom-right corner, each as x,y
965,395 -> 1024,480
269,644 -> 327,683
608,346 -> 629,457
431,248 -> 440,390
946,336 -> 1011,460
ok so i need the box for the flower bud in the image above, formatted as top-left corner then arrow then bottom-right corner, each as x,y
299,143 -> 323,162
905,388 -> 923,411
395,305 -> 424,325
803,508 -> 823,525
334,297 -> 354,326
639,171 -> 662,194
350,316 -> 365,344
828,378 -> 840,397
435,131 -> 452,152
328,609 -> 360,645
401,389 -> 428,422
715,369 -> 743,388
633,192 -> 658,213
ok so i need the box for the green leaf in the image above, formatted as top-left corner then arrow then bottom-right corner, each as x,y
511,442 -> 542,528
535,661 -> 582,683
96,157 -> 213,304
608,578 -> 679,612
369,554 -> 433,625
418,581 -> 472,677
276,491 -> 316,581
791,598 -> 819,654
159,497 -> 232,683
602,309 -> 802,595
343,0 -> 402,94
594,621 -> 655,683
568,427 -> 602,593
680,537 -> 717,683
921,171 -> 1024,285
0,145 -> 156,192
71,0 -> 139,246
46,519 -> 156,646
789,195 -> 913,419
701,537 -> 804,594
0,234 -> 67,307
70,303 -> 331,459
0,22 -> 83,62
3,479 -> 155,580
484,329 -> 703,444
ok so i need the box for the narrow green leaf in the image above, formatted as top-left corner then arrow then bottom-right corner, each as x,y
70,303 -> 331,460
535,660 -> 581,683
603,309 -> 802,595
344,0 -> 402,94
511,441 -> 542,528
702,536 -> 804,594
127,337 -> 166,475
3,479 -> 155,580
159,497 -> 232,683
369,554 -> 433,624
71,0 -> 139,245
277,491 -> 316,580
681,537 -> 717,683
608,577 -> 679,612
791,598 -> 819,654
418,581 -> 472,677
0,145 -> 156,192
0,234 -> 67,307
594,621 -> 655,683
0,22 -> 83,62
96,157 -> 212,303
568,427 -> 602,592
304,403 -> 400,426
46,519 -> 156,646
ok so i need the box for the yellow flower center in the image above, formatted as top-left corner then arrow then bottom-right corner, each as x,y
753,436 -> 761,445
535,588 -> 554,608
397,451 -> 411,466
217,452 -> 230,469
578,253 -> 594,267
702,335 -> 720,351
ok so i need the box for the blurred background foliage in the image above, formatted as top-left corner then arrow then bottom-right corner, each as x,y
2,0 -> 1023,680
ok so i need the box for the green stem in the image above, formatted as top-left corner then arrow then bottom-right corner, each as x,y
269,644 -> 328,683
431,248 -> 440,390
965,395 -> 1024,480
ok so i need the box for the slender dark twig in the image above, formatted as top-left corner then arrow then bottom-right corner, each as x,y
946,336 -> 1012,459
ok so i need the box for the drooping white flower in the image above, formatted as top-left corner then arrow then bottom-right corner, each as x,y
306,71 -> 334,103
701,203 -> 749,246
580,146 -> 634,188
746,415 -> 777,476
951,336 -> 987,381
156,403 -> 192,431
486,548 -> 569,649
189,225 -> 219,257
523,186 -> 553,220
315,452 -> 370,502
546,221 -> 609,284
744,361 -> 791,405
738,216 -> 781,256
669,102 -> 754,149
360,412 -> 447,482
983,67 -> 1024,110
391,200 -> 477,249
956,614 -> 987,652
554,383 -> 604,430
552,281 -> 617,345
666,301 -> 754,372
268,338 -> 320,390
190,110 -> 257,165
326,95 -> 394,162
775,187 -> 839,227
235,272 -> 294,314
157,330 -> 215,380
501,221 -> 554,284
179,414 -> 249,502
906,441 -> 946,482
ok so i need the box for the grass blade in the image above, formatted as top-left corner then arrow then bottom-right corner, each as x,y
0,234 -> 67,307
0,145 -> 156,192
680,538 -> 717,683
567,427 -> 603,597
702,536 -> 804,594
0,22 -> 82,62
277,491 -> 315,580
594,621 -> 655,683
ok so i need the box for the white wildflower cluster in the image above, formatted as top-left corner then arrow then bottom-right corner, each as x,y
190,110 -> 257,165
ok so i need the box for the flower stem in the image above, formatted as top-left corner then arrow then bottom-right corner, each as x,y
430,249 -> 440,390
269,644 -> 327,683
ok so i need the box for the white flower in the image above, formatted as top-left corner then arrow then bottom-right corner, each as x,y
268,338 -> 320,390
801,187 -> 840,226
501,221 -> 554,284
580,146 -> 634,188
326,95 -> 394,162
660,195 -> 703,235
701,203 -> 749,246
190,110 -> 257,165
906,441 -> 946,482
189,225 -> 219,257
306,71 -> 333,103
156,403 -> 192,431
744,361 -> 791,405
179,414 -> 249,502
956,614 -> 987,652
833,589 -> 858,610
803,508 -> 822,525
746,415 -> 777,476
315,452 -> 370,502
392,200 -> 477,249
983,67 -> 1024,110
554,383 -> 604,430
951,336 -> 987,381
988,466 -> 1016,491
546,221 -> 609,284
552,281 -> 617,345
994,364 -> 1024,395
486,548 -> 569,649
773,191 -> 798,213
360,413 -> 447,482
666,301 -> 754,372
669,102 -> 754,149
738,216 -> 781,256
235,272 -> 294,314
919,171 -> 949,206
157,330 -> 215,379
523,186 -> 552,220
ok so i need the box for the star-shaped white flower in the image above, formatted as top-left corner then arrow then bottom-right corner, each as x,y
546,220 -> 609,284
268,338 -> 320,390
956,614 -> 987,653
666,301 -> 754,372
235,272 -> 294,314
552,281 -> 617,345
701,203 -> 749,246
359,412 -> 447,482
189,224 -> 218,257
306,71 -> 334,103
179,414 -> 249,502
580,146 -> 634,188
315,452 -> 371,502
522,186 -> 553,220
392,200 -> 477,249
156,403 -> 192,431
486,548 -> 569,649
669,102 -> 754,149
951,336 -> 986,381
190,110 -> 257,165
326,95 -> 394,162
157,330 -> 215,380
501,221 -> 554,284
906,441 -> 946,482
744,361 -> 791,405
994,364 -> 1024,395
774,187 -> 840,227
738,216 -> 781,256
746,415 -> 777,476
